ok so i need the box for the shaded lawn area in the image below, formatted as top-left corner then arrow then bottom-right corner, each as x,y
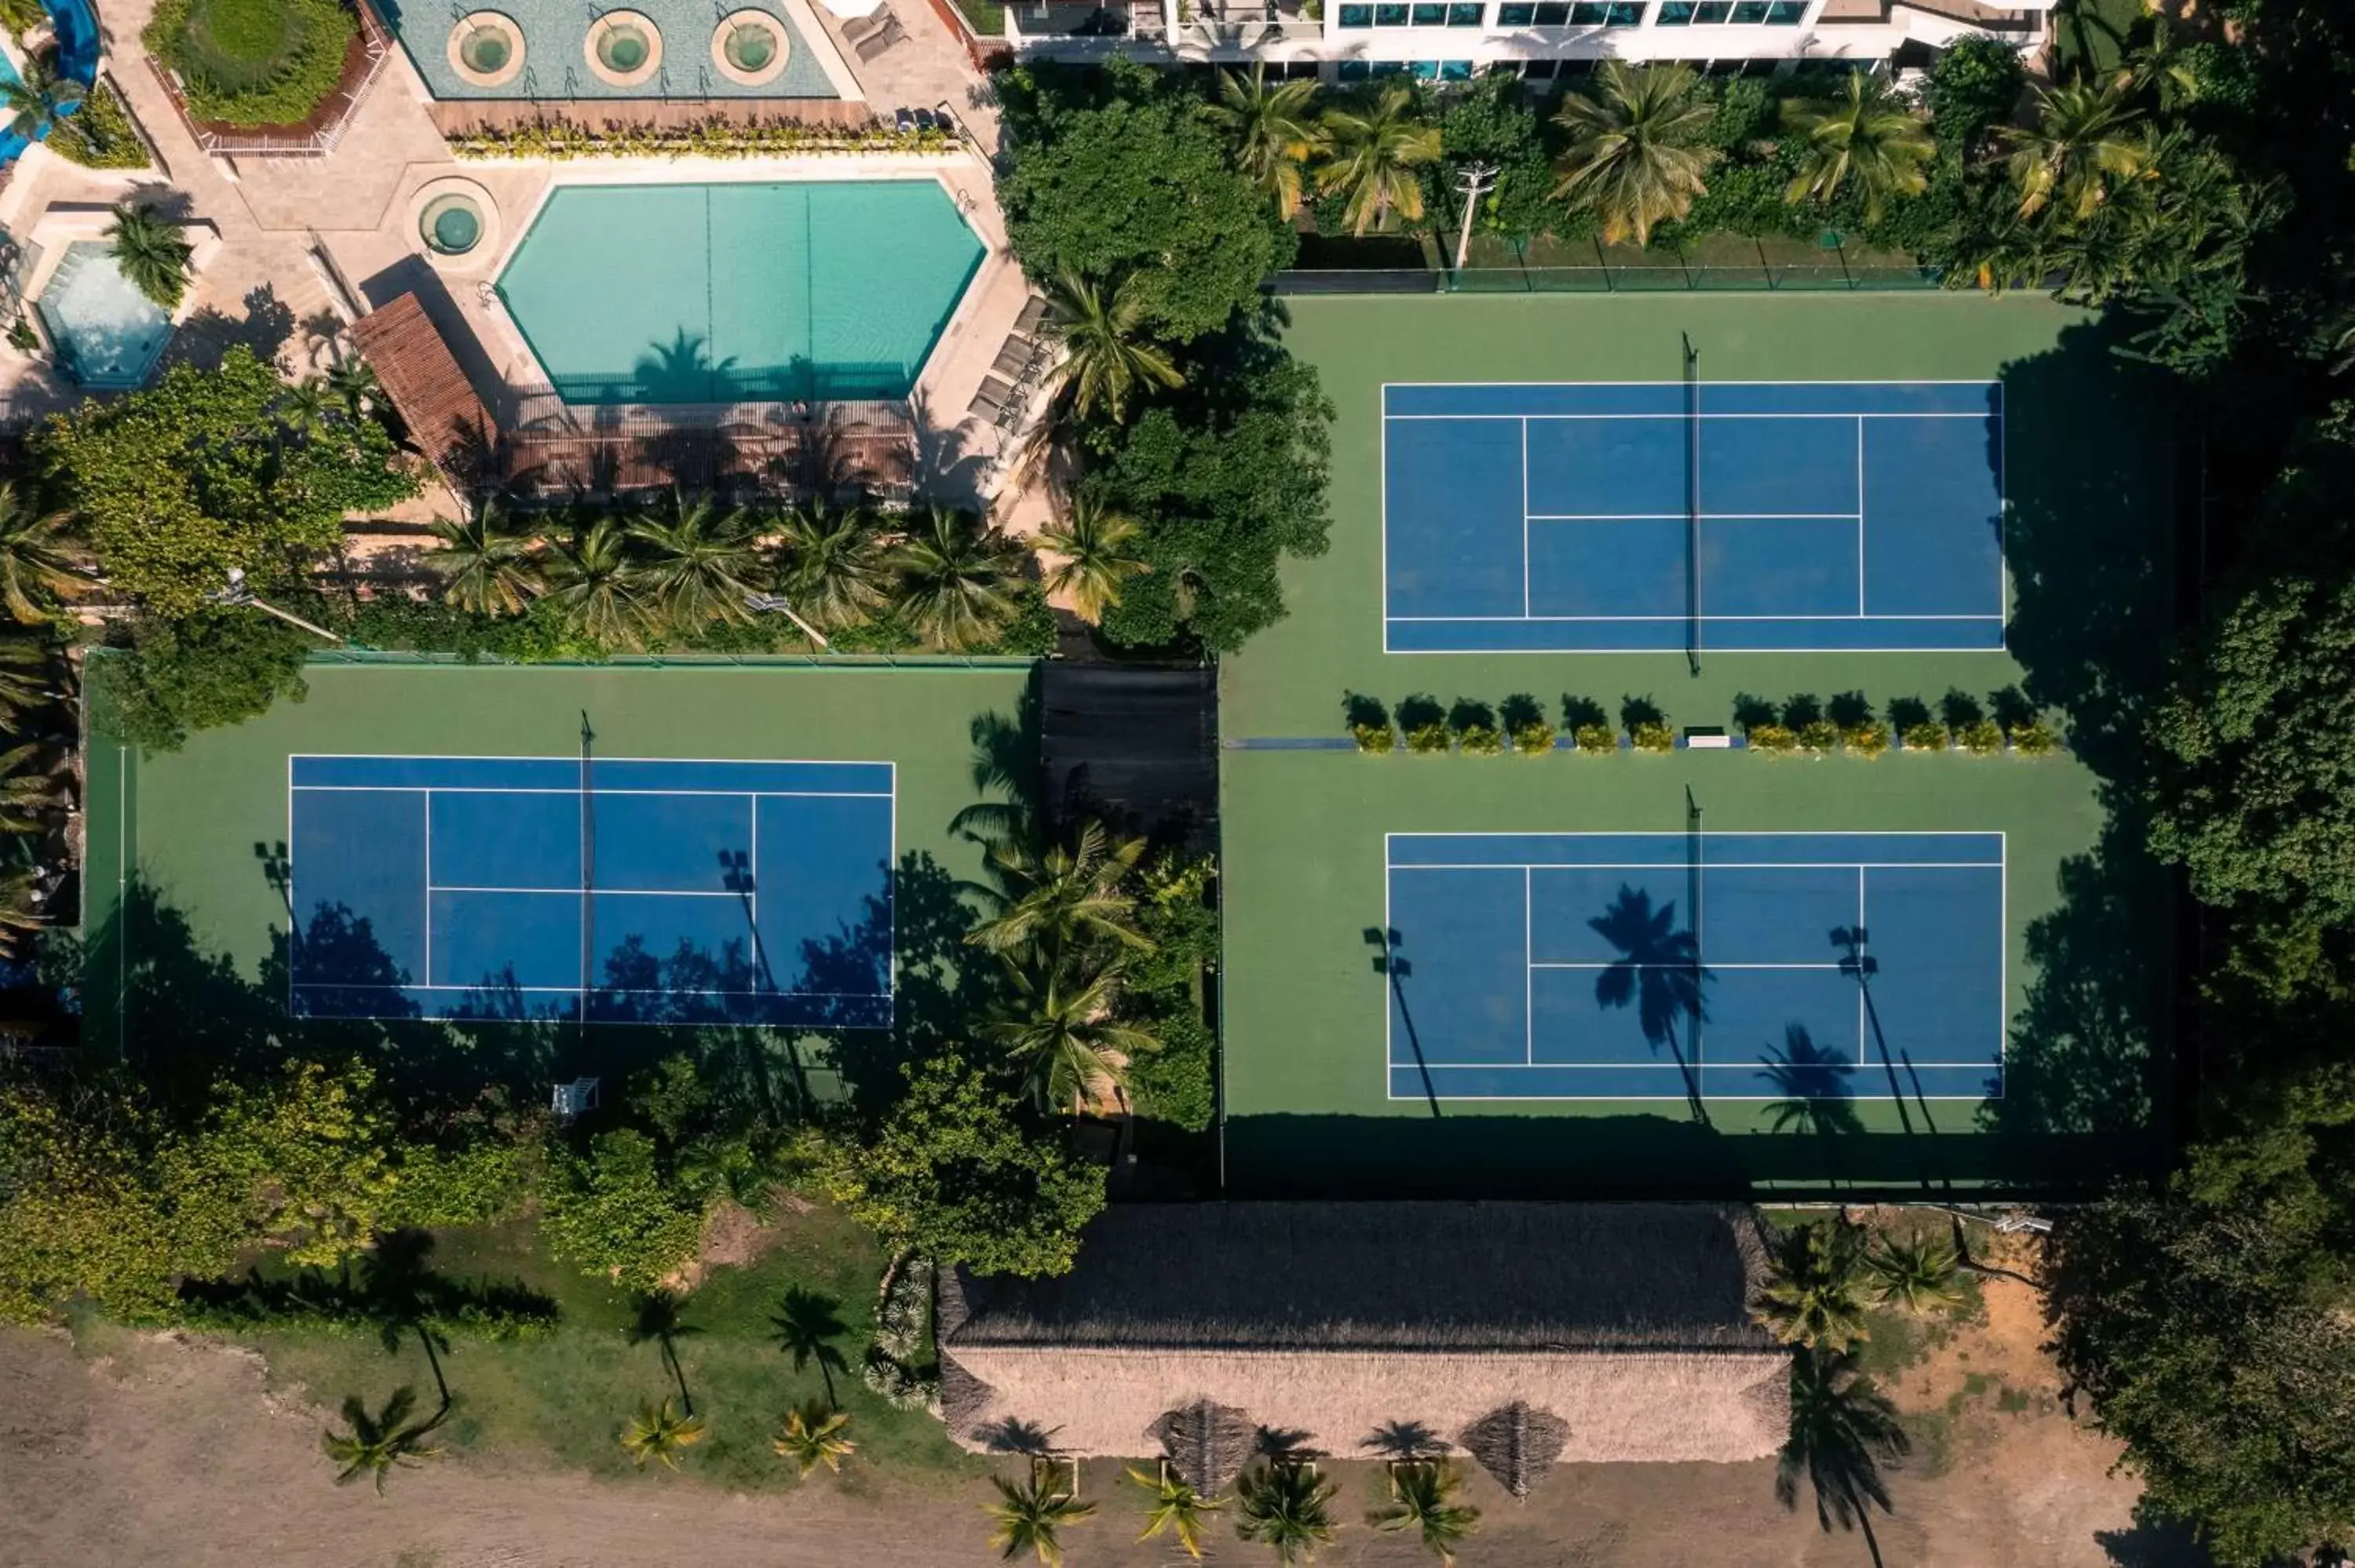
216,1207 -> 983,1495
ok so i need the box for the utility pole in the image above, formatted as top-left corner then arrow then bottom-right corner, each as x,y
1452,162 -> 1500,275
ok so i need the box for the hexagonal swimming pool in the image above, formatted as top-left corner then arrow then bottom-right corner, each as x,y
495,181 -> 984,405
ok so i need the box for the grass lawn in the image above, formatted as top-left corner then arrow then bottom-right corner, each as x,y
217,1205 -> 983,1495
183,0 -> 301,77
1218,292 -> 2179,1198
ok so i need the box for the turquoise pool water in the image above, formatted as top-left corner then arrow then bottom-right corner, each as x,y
35,241 -> 171,389
495,181 -> 985,406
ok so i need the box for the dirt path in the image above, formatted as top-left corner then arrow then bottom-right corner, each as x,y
0,1281 -> 2198,1568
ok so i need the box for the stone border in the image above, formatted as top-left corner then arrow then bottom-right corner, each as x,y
446,10 -> 524,88
709,7 -> 789,86
584,9 -> 663,87
409,174 -> 500,273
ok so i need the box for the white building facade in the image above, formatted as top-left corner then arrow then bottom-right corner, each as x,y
998,0 -> 2050,82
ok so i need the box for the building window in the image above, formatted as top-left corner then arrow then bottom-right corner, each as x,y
1338,57 -> 1371,75
1449,2 -> 1484,22
1498,1 -> 1534,19
1659,0 -> 1806,20
1567,0 -> 1641,24
1440,57 -> 1473,78
1375,2 -> 1409,21
1410,58 -> 1437,77
1533,1 -> 1568,20
1374,57 -> 1410,72
1521,56 -> 1557,75
1338,3 -> 1372,21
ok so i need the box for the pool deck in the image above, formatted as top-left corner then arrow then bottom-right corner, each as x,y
0,0 -> 1037,518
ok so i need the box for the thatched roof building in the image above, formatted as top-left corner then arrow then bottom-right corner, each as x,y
939,1203 -> 1791,1484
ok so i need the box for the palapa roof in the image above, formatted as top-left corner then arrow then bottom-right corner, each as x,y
347,293 -> 496,487
939,1203 -> 1790,1473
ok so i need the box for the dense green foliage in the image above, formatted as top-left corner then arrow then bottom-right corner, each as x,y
94,608 -> 312,753
145,0 -> 354,129
999,60 -> 1296,344
821,1054 -> 1106,1277
46,80 -> 149,170
539,1129 -> 707,1290
32,348 -> 414,616
1120,855 -> 1218,1133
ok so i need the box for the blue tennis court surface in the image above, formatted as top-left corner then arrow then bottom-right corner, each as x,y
1382,381 -> 2005,653
1385,832 -> 2003,1102
288,756 -> 894,1026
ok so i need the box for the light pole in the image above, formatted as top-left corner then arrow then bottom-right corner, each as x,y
745,592 -> 831,649
206,569 -> 345,643
1452,162 -> 1500,275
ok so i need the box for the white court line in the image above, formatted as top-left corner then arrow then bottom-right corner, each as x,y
1856,416 -> 1868,617
1526,512 -> 1862,522
1386,412 -> 1994,422
290,786 -> 889,798
1386,612 -> 2004,623
1393,860 -> 2001,872
427,884 -> 744,898
1520,418 -> 1531,618
422,789 -> 433,989
292,980 -> 893,998
1530,961 -> 1849,971
1523,867 -> 1533,1066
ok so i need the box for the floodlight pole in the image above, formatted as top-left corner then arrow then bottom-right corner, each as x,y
1452,162 -> 1499,275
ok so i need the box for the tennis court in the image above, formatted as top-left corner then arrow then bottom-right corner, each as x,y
1382,380 -> 2006,654
287,754 -> 894,1026
1384,830 -> 2004,1103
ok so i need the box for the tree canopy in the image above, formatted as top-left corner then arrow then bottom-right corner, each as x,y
94,607 -> 313,754
32,348 -> 414,616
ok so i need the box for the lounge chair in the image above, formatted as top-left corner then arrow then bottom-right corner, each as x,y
1013,296 -> 1047,335
991,340 -> 1033,382
969,374 -> 1014,421
855,16 -> 905,60
841,5 -> 893,44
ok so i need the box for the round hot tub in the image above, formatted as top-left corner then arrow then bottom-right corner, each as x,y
710,8 -> 787,86
447,11 -> 524,87
410,177 -> 502,273
586,9 -> 663,86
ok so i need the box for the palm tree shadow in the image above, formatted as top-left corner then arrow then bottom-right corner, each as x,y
1588,886 -> 1711,1125
1776,1347 -> 1909,1568
629,1289 -> 703,1416
1832,925 -> 1941,1194
772,1285 -> 851,1409
1761,1022 -> 1862,1184
633,329 -> 739,403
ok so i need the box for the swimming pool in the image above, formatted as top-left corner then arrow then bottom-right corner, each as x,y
495,181 -> 984,406
35,241 -> 172,388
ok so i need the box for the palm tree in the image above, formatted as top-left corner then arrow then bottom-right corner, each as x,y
1234,1461 -> 1338,1566
892,504 -> 1021,652
2,53 -> 82,142
1586,884 -> 1709,1119
2002,74 -> 2152,223
0,861 -> 49,960
1752,1220 -> 1874,1353
1367,1460 -> 1480,1565
273,375 -> 340,445
1864,1233 -> 1967,1315
0,640 -> 55,727
104,203 -> 193,312
626,489 -> 761,633
627,1289 -> 701,1415
320,1386 -> 444,1495
1206,65 -> 1328,218
0,482 -> 88,623
0,742 -> 67,836
772,497 -> 893,631
1776,1349 -> 1910,1568
1550,60 -> 1719,246
323,351 -> 382,419
772,1285 -> 851,1409
542,516 -> 649,650
619,1398 -> 707,1470
1030,495 -> 1148,626
969,820 -> 1152,961
991,950 -> 1161,1113
772,1398 -> 856,1476
1781,73 -> 1937,225
1317,84 -> 1442,237
1127,1463 -> 1221,1559
430,499 -> 542,617
1039,268 -> 1183,427
984,1470 -> 1097,1566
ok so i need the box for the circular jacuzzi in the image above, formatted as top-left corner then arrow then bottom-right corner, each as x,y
447,11 -> 524,87
586,9 -> 662,86
410,177 -> 502,273
710,8 -> 787,86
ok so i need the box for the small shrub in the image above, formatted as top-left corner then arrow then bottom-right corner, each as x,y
1797,720 -> 1841,753
1844,720 -> 1893,758
1958,718 -> 2004,755
1902,721 -> 1949,753
1352,722 -> 1396,753
2008,717 -> 2060,756
47,81 -> 149,170
1510,720 -> 1555,755
1575,723 -> 1617,755
1407,723 -> 1451,754
1457,723 -> 1502,756
1631,720 -> 1674,753
1748,723 -> 1799,754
